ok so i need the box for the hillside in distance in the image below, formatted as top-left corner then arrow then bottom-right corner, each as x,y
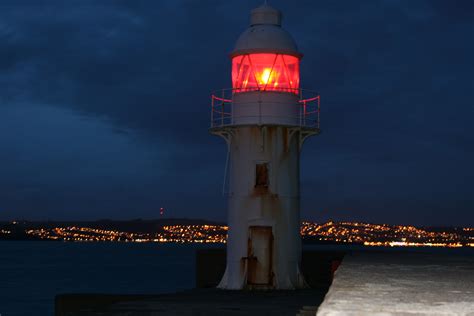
1,219 -> 473,247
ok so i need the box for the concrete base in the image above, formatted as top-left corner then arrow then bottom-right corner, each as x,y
56,288 -> 329,316
196,249 -> 345,289
56,250 -> 344,316
317,252 -> 474,316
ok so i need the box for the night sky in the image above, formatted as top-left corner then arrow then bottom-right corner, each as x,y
1,0 -> 473,226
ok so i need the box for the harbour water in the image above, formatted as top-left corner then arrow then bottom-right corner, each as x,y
0,241 -> 222,316
1,241 -> 472,316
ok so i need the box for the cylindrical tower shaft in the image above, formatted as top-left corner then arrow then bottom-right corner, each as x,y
218,126 -> 306,289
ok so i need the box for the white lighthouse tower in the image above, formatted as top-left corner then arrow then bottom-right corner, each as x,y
210,4 -> 320,290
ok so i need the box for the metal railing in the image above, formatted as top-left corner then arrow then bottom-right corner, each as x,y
210,88 -> 320,129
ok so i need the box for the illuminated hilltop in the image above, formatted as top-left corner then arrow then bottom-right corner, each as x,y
1,220 -> 472,247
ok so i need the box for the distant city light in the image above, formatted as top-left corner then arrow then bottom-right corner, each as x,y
1,221 -> 470,248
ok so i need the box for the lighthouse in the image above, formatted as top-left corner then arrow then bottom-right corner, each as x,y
210,4 -> 320,290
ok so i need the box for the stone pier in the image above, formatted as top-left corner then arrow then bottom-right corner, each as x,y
317,252 -> 474,316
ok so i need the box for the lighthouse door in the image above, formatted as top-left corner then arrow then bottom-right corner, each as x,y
247,226 -> 273,286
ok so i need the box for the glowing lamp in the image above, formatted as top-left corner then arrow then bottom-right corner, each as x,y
232,53 -> 300,93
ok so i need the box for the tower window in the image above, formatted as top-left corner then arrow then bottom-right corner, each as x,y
255,163 -> 269,188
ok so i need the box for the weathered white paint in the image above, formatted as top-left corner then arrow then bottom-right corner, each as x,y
232,4 -> 300,57
232,91 -> 300,126
250,4 -> 282,26
216,126 -> 307,289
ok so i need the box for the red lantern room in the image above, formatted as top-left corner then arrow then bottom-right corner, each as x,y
211,4 -> 319,130
231,5 -> 301,94
231,54 -> 299,94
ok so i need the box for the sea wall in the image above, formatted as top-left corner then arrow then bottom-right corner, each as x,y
195,249 -> 345,288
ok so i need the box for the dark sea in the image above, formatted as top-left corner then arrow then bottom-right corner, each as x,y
0,241 -> 224,316
1,241 -> 473,316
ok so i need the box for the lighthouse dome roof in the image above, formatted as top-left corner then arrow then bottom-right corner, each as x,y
231,4 -> 301,58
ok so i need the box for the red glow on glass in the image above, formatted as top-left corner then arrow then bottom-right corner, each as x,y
232,53 -> 300,94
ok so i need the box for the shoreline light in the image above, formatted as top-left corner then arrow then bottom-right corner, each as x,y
10,221 -> 472,248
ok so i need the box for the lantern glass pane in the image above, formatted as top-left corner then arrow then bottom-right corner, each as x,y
232,53 -> 299,94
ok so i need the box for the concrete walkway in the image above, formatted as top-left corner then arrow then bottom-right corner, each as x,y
56,288 -> 329,316
317,252 -> 474,316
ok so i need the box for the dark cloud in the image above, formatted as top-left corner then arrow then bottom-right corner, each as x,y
0,0 -> 472,225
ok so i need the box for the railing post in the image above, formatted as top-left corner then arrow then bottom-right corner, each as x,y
230,89 -> 234,125
299,89 -> 303,127
221,89 -> 225,126
317,96 -> 320,129
303,100 -> 307,127
211,95 -> 214,128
